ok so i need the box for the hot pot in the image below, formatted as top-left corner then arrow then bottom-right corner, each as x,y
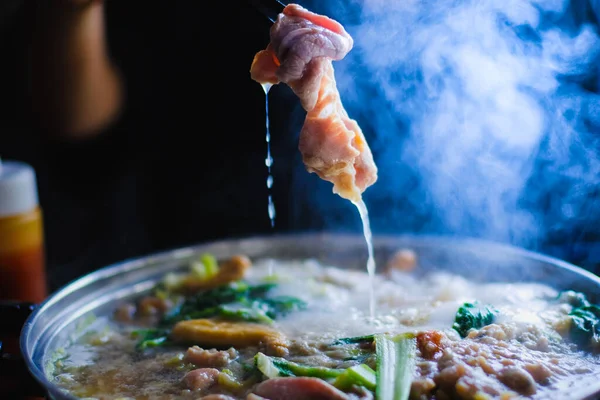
13,233 -> 600,399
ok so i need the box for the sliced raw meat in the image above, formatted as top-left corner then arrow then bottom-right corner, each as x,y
250,4 -> 377,201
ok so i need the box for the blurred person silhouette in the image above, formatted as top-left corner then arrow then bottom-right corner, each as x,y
0,0 -> 306,290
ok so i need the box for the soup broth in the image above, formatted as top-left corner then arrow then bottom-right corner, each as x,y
49,253 -> 600,400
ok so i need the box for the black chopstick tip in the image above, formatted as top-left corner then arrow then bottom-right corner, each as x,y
248,0 -> 287,24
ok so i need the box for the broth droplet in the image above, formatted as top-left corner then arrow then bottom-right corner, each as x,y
261,83 -> 276,232
353,199 -> 376,319
261,83 -> 277,273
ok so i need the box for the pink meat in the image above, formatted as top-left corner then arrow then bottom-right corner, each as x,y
252,377 -> 350,400
250,4 -> 378,202
182,368 -> 220,391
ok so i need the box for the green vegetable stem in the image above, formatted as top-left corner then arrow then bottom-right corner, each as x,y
255,352 -> 376,392
375,333 -> 416,400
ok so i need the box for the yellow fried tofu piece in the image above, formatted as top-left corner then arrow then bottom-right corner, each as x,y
171,319 -> 288,355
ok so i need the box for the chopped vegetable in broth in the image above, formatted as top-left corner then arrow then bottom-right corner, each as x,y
50,252 -> 600,400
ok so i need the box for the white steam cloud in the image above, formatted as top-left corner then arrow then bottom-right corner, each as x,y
293,0 -> 600,258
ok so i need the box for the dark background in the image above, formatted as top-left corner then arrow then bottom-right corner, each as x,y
1,0 -> 600,295
0,1 -> 308,291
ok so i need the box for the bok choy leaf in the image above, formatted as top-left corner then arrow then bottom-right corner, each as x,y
375,333 -> 416,400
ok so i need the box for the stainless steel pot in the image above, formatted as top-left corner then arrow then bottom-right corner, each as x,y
17,233 -> 600,399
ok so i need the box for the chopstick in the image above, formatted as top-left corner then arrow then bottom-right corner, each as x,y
247,0 -> 286,24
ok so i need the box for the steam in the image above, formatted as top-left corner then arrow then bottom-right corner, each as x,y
293,0 -> 600,258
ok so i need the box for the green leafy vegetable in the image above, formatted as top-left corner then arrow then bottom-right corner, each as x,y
375,333 -> 416,400
558,290 -> 591,308
131,328 -> 172,350
452,302 -> 498,338
168,282 -> 269,316
553,290 -> 600,351
569,304 -> 600,350
261,296 -> 307,318
333,334 -> 375,345
254,352 -> 345,379
160,282 -> 306,326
